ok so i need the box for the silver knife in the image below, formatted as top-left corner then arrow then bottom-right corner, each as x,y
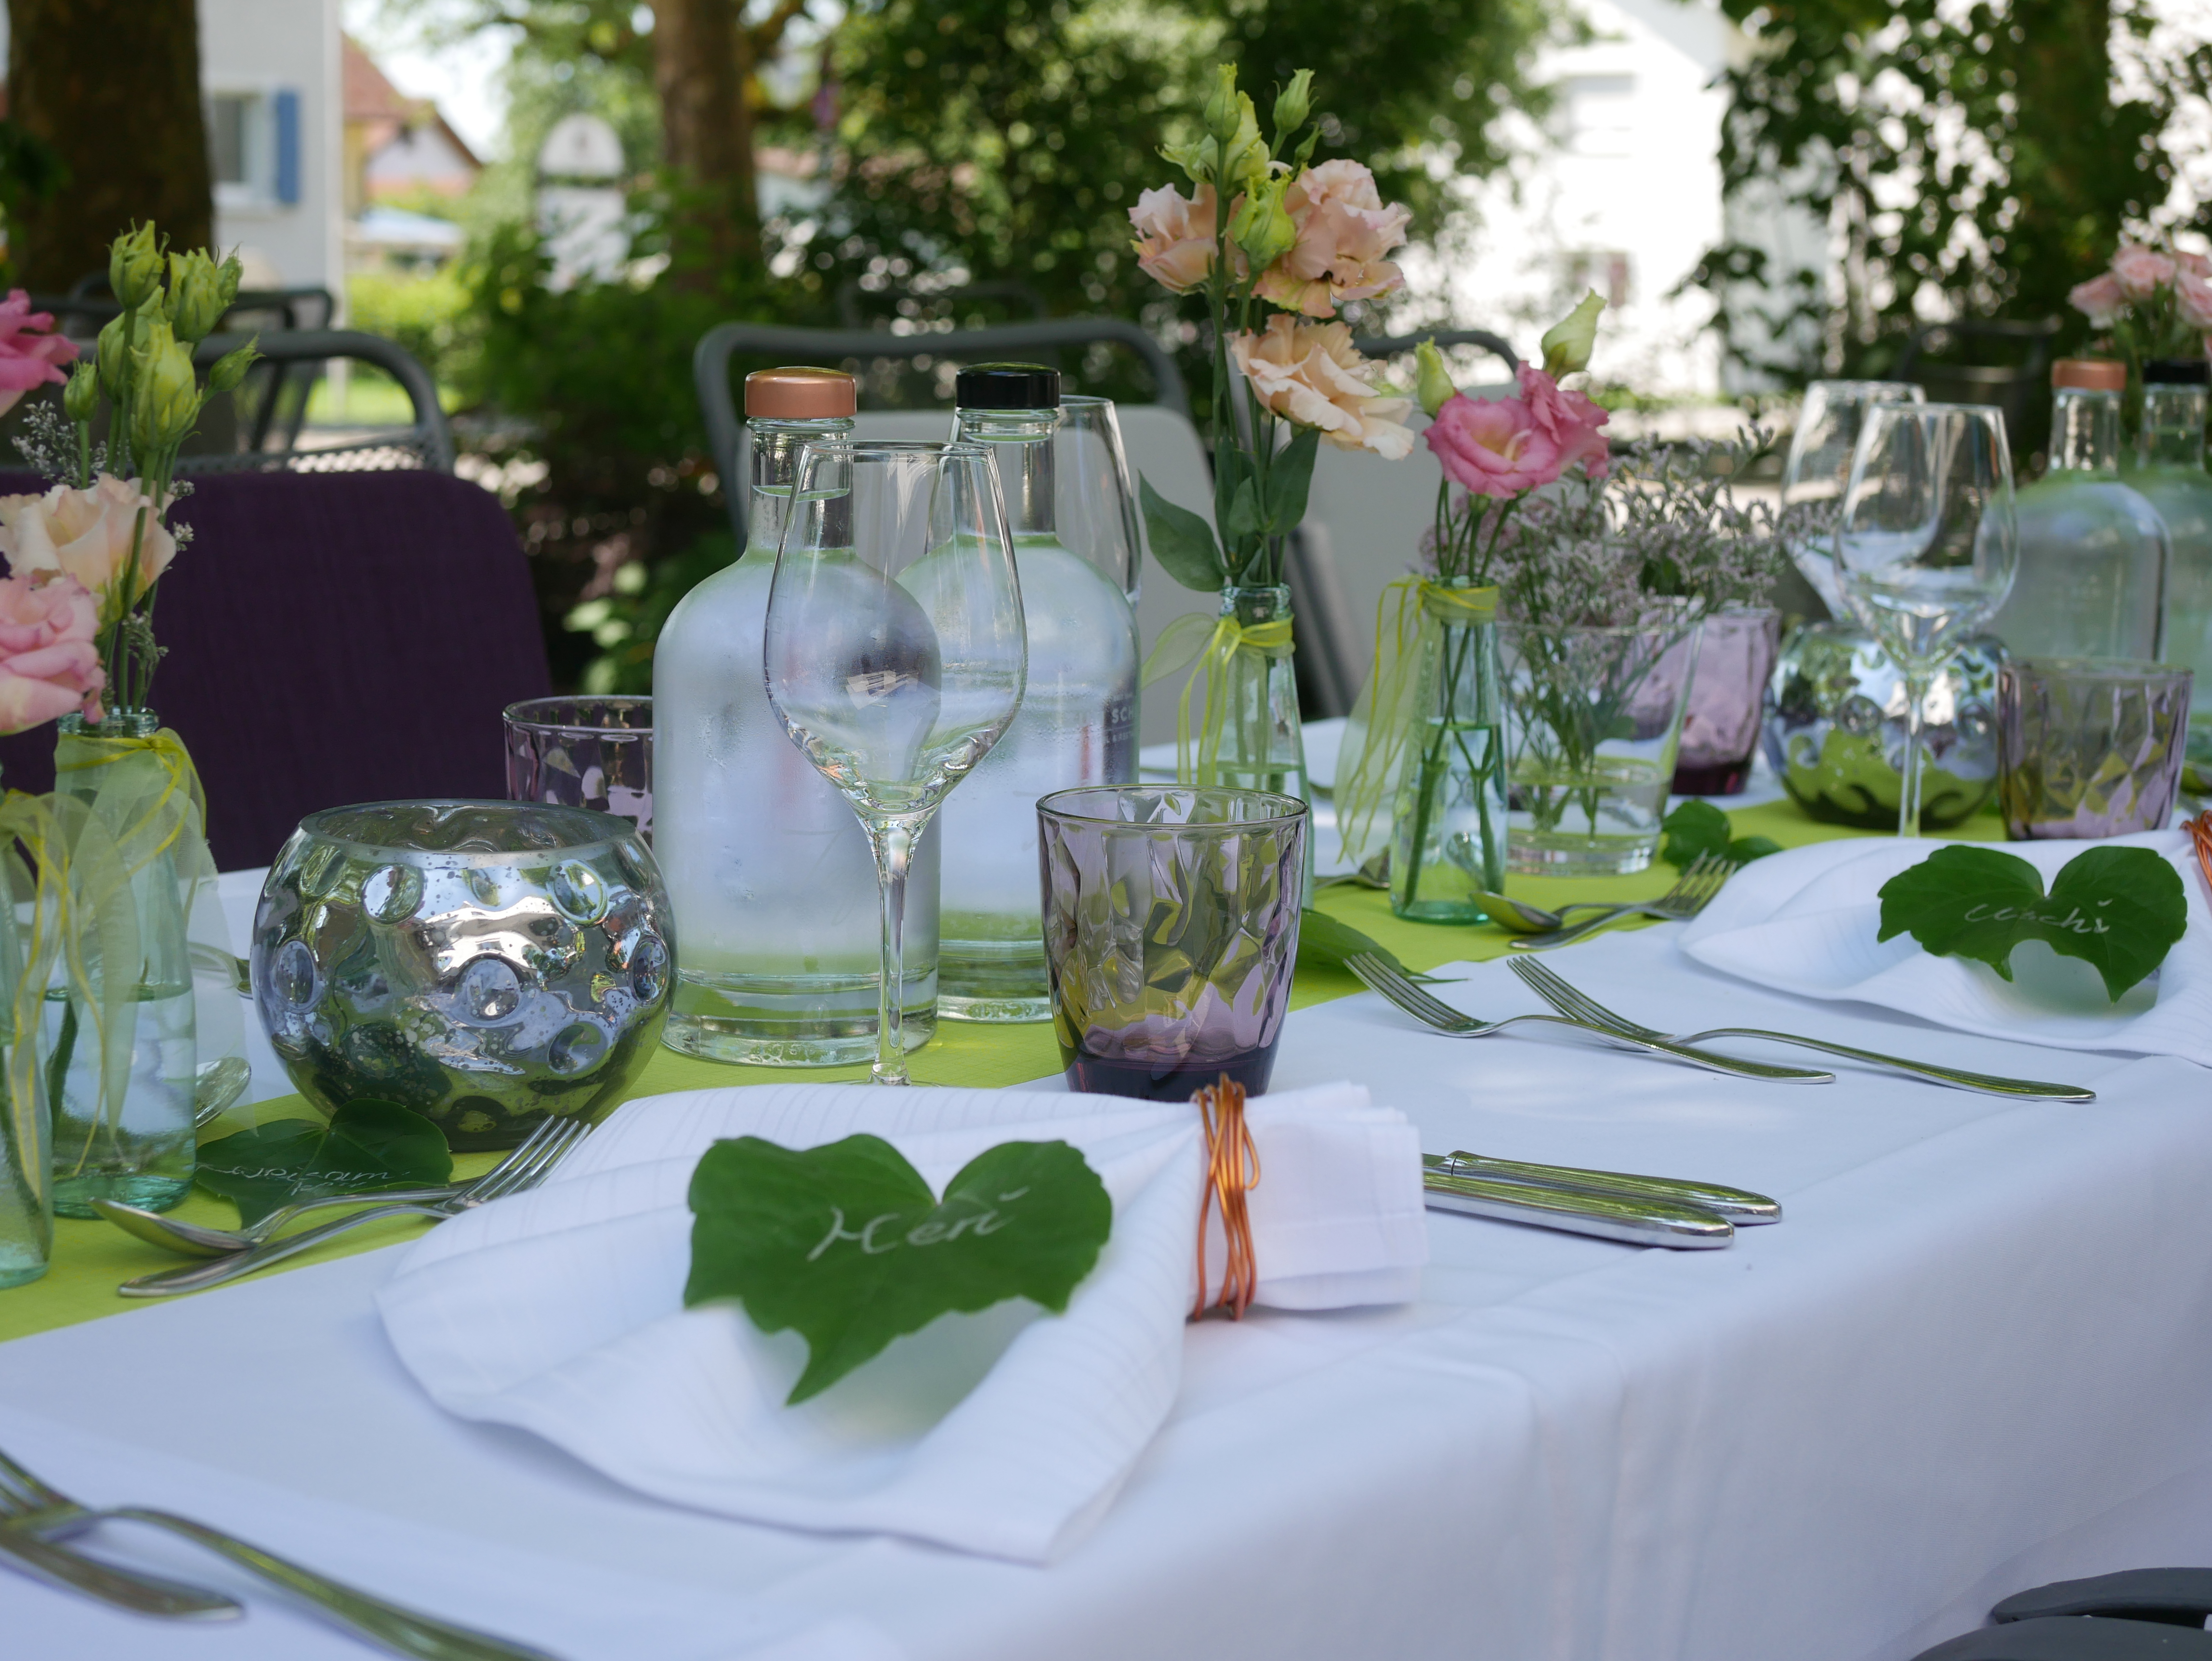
1422,1168 -> 1734,1249
1429,1150 -> 1783,1225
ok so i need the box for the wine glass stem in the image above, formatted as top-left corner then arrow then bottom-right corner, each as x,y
867,816 -> 922,1084
1898,667 -> 1932,838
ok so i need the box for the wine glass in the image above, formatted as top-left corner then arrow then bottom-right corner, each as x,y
1055,395 -> 1145,604
1833,402 -> 2018,837
764,441 -> 1027,1083
1781,380 -> 1925,614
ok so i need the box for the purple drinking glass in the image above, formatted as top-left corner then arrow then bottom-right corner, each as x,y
1672,607 -> 1782,795
1996,658 -> 2192,839
504,696 -> 654,842
1038,786 -> 1307,1100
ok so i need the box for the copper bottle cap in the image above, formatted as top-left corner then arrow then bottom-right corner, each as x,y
2052,358 -> 2127,392
744,367 -> 857,419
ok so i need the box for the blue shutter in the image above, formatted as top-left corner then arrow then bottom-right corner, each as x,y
274,89 -> 301,205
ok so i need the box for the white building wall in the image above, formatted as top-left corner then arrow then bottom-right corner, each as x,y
199,0 -> 343,296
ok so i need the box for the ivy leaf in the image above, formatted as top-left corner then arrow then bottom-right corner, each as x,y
1876,844 -> 2187,1001
686,1135 -> 1112,1405
196,1098 -> 453,1225
1138,475 -> 1224,593
1659,800 -> 1783,870
1297,909 -> 1458,983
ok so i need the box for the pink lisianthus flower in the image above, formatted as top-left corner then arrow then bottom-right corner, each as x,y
0,571 -> 104,732
1231,315 -> 1414,458
2111,243 -> 2177,301
2177,271 -> 2212,331
1424,393 -> 1563,498
1252,159 -> 1411,318
1129,183 -> 1218,294
1515,364 -> 1611,481
0,290 -> 78,420
2069,271 -> 2127,327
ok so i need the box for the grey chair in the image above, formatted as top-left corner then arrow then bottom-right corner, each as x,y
1355,327 -> 1521,374
1895,317 -> 2062,464
176,329 -> 453,475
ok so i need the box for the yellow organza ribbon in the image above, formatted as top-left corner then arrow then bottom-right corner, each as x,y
1334,579 -> 1498,867
1138,610 -> 1297,783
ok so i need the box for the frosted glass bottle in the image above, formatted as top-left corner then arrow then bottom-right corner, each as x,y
2131,367 -> 2212,785
938,365 -> 1138,1022
1988,363 -> 2169,661
653,369 -> 938,1064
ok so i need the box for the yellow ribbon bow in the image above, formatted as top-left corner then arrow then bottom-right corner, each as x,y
1334,578 -> 1498,867
1139,609 -> 1297,784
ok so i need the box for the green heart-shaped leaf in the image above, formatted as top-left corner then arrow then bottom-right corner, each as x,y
685,1134 -> 1113,1405
196,1098 -> 453,1225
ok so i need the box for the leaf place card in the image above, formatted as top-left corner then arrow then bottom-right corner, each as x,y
684,1134 -> 1113,1404
197,1098 -> 453,1225
1877,844 -> 2187,1001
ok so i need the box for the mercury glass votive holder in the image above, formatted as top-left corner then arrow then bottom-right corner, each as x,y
1996,658 -> 2193,839
1038,786 -> 1306,1101
505,696 -> 654,842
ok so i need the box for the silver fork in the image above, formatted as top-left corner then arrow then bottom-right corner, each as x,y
1505,852 -> 1739,951
100,1114 -> 588,1260
0,1515 -> 241,1620
1343,950 -> 1831,1083
0,1443 -> 561,1660
1509,958 -> 2097,1102
119,1117 -> 590,1298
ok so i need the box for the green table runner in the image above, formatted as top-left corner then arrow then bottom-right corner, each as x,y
0,796 -> 1998,1345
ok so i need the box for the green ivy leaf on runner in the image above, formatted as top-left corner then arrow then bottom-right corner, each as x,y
1138,475 -> 1225,593
1659,800 -> 1782,870
195,1098 -> 453,1226
686,1135 -> 1112,1405
1876,844 -> 2187,1001
1296,908 -> 1457,983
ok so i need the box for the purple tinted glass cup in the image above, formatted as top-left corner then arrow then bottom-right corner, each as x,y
504,696 -> 654,842
1996,658 -> 2193,839
1672,606 -> 1782,795
1038,786 -> 1307,1101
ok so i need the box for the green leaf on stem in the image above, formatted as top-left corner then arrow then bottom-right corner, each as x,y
1264,425 -> 1321,532
1139,475 -> 1226,593
195,1098 -> 453,1225
1225,476 -> 1263,543
1297,908 -> 1457,983
1876,843 -> 2187,1001
685,1134 -> 1112,1405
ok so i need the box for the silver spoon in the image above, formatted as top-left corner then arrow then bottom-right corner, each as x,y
92,1185 -> 471,1258
1473,889 -> 1572,934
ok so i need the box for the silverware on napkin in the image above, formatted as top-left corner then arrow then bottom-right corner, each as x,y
0,1443 -> 560,1660
0,1516 -> 241,1620
1426,1151 -> 1782,1224
1508,958 -> 2097,1102
1422,1162 -> 1735,1249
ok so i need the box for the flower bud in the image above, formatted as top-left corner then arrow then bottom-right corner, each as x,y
1229,177 -> 1299,271
129,318 -> 199,452
1540,290 -> 1606,378
165,250 -> 231,343
1272,69 -> 1314,140
205,338 -> 259,395
109,222 -> 164,312
1217,93 -> 1270,191
1202,64 -> 1242,145
1414,338 -> 1457,418
95,310 -> 132,400
62,360 -> 99,424
1160,137 -> 1212,186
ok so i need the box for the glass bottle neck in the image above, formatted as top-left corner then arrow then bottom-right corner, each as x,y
955,408 -> 1057,537
2139,384 -> 2209,470
2050,387 -> 2122,475
746,416 -> 854,553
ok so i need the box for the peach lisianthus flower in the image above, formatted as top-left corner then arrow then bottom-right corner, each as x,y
0,474 -> 178,623
1129,183 -> 1219,294
2069,272 -> 2127,327
2111,243 -> 2177,301
1231,316 -> 1414,458
1515,365 -> 1611,481
1252,160 -> 1410,318
0,290 -> 78,421
0,571 -> 104,731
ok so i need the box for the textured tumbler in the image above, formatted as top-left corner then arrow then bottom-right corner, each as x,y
1038,786 -> 1306,1100
505,696 -> 654,842
1996,658 -> 2192,839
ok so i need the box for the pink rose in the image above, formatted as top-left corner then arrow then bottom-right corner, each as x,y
1230,316 -> 1415,458
1252,159 -> 1411,318
2069,271 -> 2127,327
0,289 -> 78,419
2111,243 -> 2176,301
1515,364 -> 1611,481
0,571 -> 104,732
0,473 -> 177,622
2177,272 -> 2212,331
1129,183 -> 1218,295
1424,392 -> 1563,498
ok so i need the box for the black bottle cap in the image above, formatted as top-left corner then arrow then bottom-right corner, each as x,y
2144,356 -> 2211,386
955,362 -> 1061,409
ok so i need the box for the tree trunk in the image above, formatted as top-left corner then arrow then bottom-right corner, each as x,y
7,0 -> 213,291
649,0 -> 759,285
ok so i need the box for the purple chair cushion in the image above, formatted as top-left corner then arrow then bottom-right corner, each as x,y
0,469 -> 552,870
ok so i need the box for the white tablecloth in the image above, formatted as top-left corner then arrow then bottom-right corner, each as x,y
6,926 -> 2212,1661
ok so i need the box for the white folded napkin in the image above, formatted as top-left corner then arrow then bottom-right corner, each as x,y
1679,829 -> 2212,1065
377,1080 -> 1424,1563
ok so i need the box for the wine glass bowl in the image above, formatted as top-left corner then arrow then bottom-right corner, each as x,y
1781,380 -> 1926,613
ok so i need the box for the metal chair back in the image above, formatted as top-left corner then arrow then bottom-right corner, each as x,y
1894,317 -> 2062,462
175,329 -> 453,475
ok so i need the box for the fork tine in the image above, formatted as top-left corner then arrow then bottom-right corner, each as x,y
457,1116 -> 567,1200
0,1444 -> 66,1511
1350,952 -> 1473,1028
473,1117 -> 587,1203
1510,959 -> 1620,1028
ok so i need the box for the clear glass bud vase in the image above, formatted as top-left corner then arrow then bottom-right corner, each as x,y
0,830 -> 48,1287
47,709 -> 198,1217
1389,599 -> 1507,922
1194,584 -> 1312,899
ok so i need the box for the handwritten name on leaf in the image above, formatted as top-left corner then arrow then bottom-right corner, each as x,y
1876,844 -> 2187,1001
196,1098 -> 453,1225
685,1134 -> 1112,1405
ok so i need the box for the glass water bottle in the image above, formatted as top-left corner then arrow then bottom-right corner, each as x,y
1987,358 -> 2169,661
937,364 -> 1139,1022
653,368 -> 940,1064
2132,357 -> 2212,786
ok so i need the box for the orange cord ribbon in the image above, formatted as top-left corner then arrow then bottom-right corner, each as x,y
1190,1074 -> 1261,1321
2188,810 -> 2212,899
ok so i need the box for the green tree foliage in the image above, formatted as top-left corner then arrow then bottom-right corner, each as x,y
1689,0 -> 2212,383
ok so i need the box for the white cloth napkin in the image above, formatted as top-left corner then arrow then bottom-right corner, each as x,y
376,1080 -> 1424,1564
1679,828 -> 2212,1065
